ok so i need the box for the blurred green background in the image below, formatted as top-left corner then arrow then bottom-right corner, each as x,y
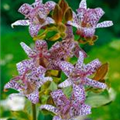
1,0 -> 120,120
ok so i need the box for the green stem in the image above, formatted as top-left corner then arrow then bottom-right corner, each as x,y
32,103 -> 37,120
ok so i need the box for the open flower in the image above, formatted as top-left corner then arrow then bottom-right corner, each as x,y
58,51 -> 107,89
68,0 -> 113,38
20,39 -> 86,70
40,89 -> 91,120
4,59 -> 52,104
11,0 -> 56,37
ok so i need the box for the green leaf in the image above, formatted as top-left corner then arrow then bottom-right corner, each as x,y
63,86 -> 72,98
49,81 -> 58,91
85,88 -> 116,108
11,111 -> 32,120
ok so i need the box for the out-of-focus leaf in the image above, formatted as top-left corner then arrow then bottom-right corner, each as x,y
109,40 -> 120,51
85,89 -> 116,108
11,111 -> 32,120
63,86 -> 72,98
24,100 -> 32,115
49,81 -> 58,91
41,95 -> 49,104
48,33 -> 61,41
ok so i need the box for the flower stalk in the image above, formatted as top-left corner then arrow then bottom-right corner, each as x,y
32,103 -> 37,120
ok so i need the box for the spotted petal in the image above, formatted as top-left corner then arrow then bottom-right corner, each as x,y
11,20 -> 30,28
59,61 -> 74,77
53,116 -> 62,120
67,21 -> 79,29
29,24 -> 41,37
20,42 -> 36,57
96,21 -> 113,28
46,17 -> 55,24
85,59 -> 101,76
79,0 -> 87,9
75,51 -> 85,70
35,40 -> 48,51
44,1 -> 56,13
79,103 -> 91,115
58,78 -> 72,88
18,3 -> 33,16
26,90 -> 39,103
35,0 -> 42,3
39,76 -> 53,87
4,79 -> 22,92
32,66 -> 46,77
51,89 -> 70,107
40,104 -> 58,114
84,78 -> 107,89
71,84 -> 86,104
16,59 -> 34,75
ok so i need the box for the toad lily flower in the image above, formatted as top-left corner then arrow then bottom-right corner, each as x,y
20,40 -> 54,69
4,59 -> 52,104
68,0 -> 113,38
11,0 -> 56,37
20,39 -> 84,70
58,51 -> 107,89
40,89 -> 91,120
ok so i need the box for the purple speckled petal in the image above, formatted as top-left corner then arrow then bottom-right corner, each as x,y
75,51 -> 85,70
45,17 -> 55,25
44,1 -> 56,13
51,89 -> 70,107
35,0 -> 42,3
18,3 -> 33,17
67,21 -> 79,28
80,27 -> 95,37
4,79 -> 22,92
95,8 -> 105,21
59,61 -> 74,77
26,90 -> 39,103
96,21 -> 113,28
40,104 -> 58,114
53,116 -> 62,120
79,0 -> 87,9
20,42 -> 36,57
58,78 -> 72,88
84,78 -> 107,89
11,20 -> 30,28
32,65 -> 46,77
71,84 -> 86,104
85,59 -> 101,76
16,59 -> 34,75
79,103 -> 91,115
76,8 -> 86,21
35,40 -> 48,51
40,76 -> 52,83
29,24 -> 41,37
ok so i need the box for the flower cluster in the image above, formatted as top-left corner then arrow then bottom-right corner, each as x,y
4,0 -> 113,120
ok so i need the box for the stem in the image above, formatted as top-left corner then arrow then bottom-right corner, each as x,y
32,103 -> 37,120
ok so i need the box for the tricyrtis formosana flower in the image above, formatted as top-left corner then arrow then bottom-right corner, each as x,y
40,89 -> 91,120
68,0 -> 113,44
58,51 -> 107,89
4,58 -> 52,104
11,0 -> 56,37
